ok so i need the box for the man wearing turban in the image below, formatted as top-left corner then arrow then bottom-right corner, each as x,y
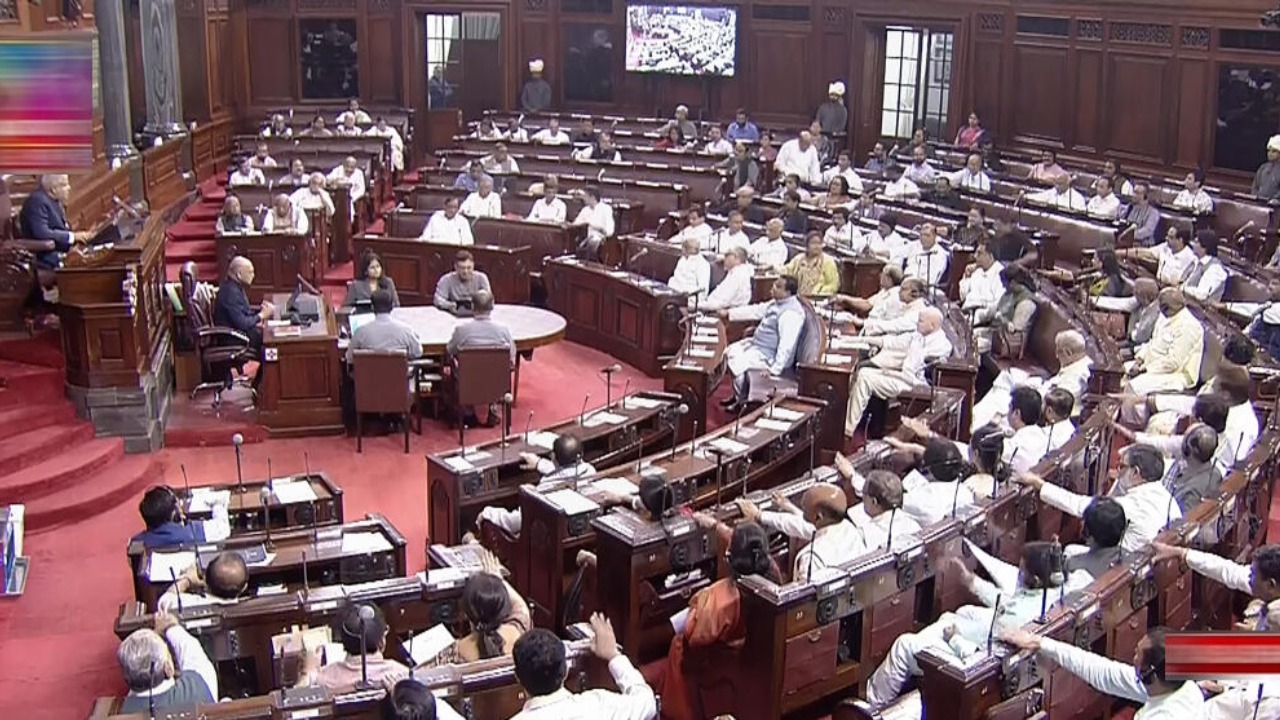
521,59 -> 552,112
816,80 -> 848,136
1253,135 -> 1280,201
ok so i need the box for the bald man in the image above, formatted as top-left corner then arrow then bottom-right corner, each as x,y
157,552 -> 250,613
213,256 -> 273,386
326,156 -> 366,205
1126,288 -> 1204,395
748,218 -> 789,269
844,307 -> 953,437
737,484 -> 865,583
971,329 -> 1092,431
774,130 -> 822,186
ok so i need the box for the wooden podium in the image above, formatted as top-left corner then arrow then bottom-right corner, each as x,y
258,293 -> 343,437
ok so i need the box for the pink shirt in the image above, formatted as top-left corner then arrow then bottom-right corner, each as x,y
316,655 -> 409,693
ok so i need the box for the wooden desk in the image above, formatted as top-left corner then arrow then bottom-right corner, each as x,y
401,180 -> 646,238
174,473 -> 345,536
226,184 -> 350,273
351,235 -> 534,306
425,390 -> 681,547
372,304 -> 566,356
382,208 -> 584,266
542,257 -> 687,376
214,231 -> 324,303
127,514 -> 407,611
259,293 -> 343,437
663,313 -> 727,441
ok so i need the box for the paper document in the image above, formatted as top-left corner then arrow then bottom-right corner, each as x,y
695,316 -> 719,327
544,489 -> 600,515
708,436 -> 750,454
755,418 -> 793,433
592,477 -> 638,496
583,411 -> 627,428
255,583 -> 288,596
964,539 -> 1020,594
822,353 -> 853,365
341,532 -> 393,555
444,456 -> 475,473
147,551 -> 197,582
186,488 -> 231,514
407,624 -> 458,666
670,607 -> 691,634
525,431 -> 558,450
423,566 -> 470,588
272,480 -> 318,504
769,407 -> 804,422
462,449 -> 492,461
686,348 -> 715,358
624,396 -> 663,409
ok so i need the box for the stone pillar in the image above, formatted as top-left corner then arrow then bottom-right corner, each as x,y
95,0 -> 139,161
138,0 -> 186,140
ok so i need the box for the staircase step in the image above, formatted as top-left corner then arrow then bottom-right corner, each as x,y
167,223 -> 214,242
0,423 -> 96,479
24,453 -> 162,532
185,204 -> 222,221
0,435 -> 125,505
166,239 -> 218,262
167,261 -> 217,283
0,404 -> 76,437
0,361 -> 63,406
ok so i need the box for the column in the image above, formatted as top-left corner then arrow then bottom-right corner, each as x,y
95,0 -> 139,160
138,0 -> 185,139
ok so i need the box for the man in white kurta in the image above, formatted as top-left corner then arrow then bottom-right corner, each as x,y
1086,177 -> 1122,219
572,187 -> 615,256
859,279 -> 927,337
948,153 -> 992,193
1126,288 -> 1204,395
843,307 -> 952,435
971,330 -> 1092,430
773,131 -> 822,186
667,236 -> 711,300
701,248 -> 754,311
724,277 -> 805,405
289,173 -> 336,218
420,198 -> 474,245
327,156 -> 366,207
747,218 -> 789,270
1181,232 -> 1228,304
460,177 -> 502,218
959,243 -> 1005,323
1026,174 -> 1086,212
365,119 -> 405,171
670,208 -> 713,250
865,215 -> 910,266
477,435 -> 597,537
526,183 -> 567,223
902,224 -> 949,290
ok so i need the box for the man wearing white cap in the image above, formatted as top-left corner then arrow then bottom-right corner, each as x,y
659,105 -> 698,139
816,81 -> 848,136
1254,135 -> 1280,201
520,59 -> 552,112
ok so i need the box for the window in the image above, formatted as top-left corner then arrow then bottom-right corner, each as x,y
300,19 -> 359,99
426,15 -> 461,109
1214,64 -> 1280,173
564,24 -> 614,102
879,26 -> 954,141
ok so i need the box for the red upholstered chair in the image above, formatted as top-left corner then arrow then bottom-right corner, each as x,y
351,349 -> 419,453
180,262 -> 255,408
447,346 -> 514,443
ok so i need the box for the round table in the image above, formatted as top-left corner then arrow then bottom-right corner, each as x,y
389,304 -> 567,354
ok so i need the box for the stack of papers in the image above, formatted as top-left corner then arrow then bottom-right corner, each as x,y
822,353 -> 853,365
583,411 -> 627,428
422,566 -> 470,588
708,437 -> 750,455
831,337 -> 867,351
525,431 -> 558,450
770,407 -> 805,422
406,624 -> 458,665
544,489 -> 600,515
623,396 -> 663,410
695,316 -> 719,327
591,477 -> 638,496
443,456 -> 476,473
147,551 -> 197,582
755,418 -> 793,433
186,488 -> 230,513
686,348 -> 715,358
341,532 -> 393,555
271,480 -> 318,504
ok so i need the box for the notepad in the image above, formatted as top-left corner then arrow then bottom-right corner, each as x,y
830,337 -> 867,351
686,348 -> 715,358
525,431 -> 558,450
341,532 -> 393,555
592,477 -> 638,497
755,418 -> 793,433
544,489 -> 600,515
769,407 -> 805,422
422,566 -> 469,589
266,319 -> 292,328
695,316 -> 718,326
272,480 -> 318,504
583,411 -> 627,428
147,551 -> 197,582
624,396 -> 663,409
708,437 -> 750,455
186,488 -> 231,514
670,607 -> 691,634
822,353 -> 853,365
406,624 -> 458,666
444,456 -> 475,473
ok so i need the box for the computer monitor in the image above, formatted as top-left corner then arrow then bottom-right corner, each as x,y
348,312 -> 375,336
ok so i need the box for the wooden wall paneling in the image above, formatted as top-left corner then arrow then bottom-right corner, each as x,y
969,34 -> 1004,146
853,20 -> 884,160
1104,51 -> 1168,162
366,15 -> 400,102
1174,57 -> 1210,170
749,25 -> 812,118
205,2 -> 235,117
175,0 -> 212,121
1011,41 -> 1069,142
246,16 -> 297,104
820,5 -> 852,135
1072,48 -> 1103,153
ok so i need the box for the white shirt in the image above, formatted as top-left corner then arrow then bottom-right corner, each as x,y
336,110 -> 372,124
327,166 -> 366,202
821,166 -> 865,194
1003,424 -> 1049,475
702,263 -> 755,310
1181,257 -> 1228,303
573,145 -> 622,162
1045,419 -> 1075,452
882,177 -> 921,200
710,228 -> 751,255
421,211 -> 474,245
510,655 -> 656,720
460,191 -> 501,219
575,202 -> 615,241
866,230 -> 909,265
262,206 -> 309,236
289,187 -> 335,217
1156,244 -> 1196,286
902,481 -> 976,527
1028,186 -> 1086,212
668,254 -> 711,299
1225,400 -> 1261,468
774,139 -> 822,185
864,297 -> 926,336
527,197 -> 567,223
365,125 -> 405,170
790,520 -> 874,582
674,222 -> 713,250
704,138 -> 734,156
902,242 -> 949,288
503,128 -> 530,143
1173,188 -> 1214,214
229,168 -> 265,186
1047,356 -> 1094,416
251,155 -> 277,169
959,261 -> 1005,315
870,328 -> 953,381
1087,192 -> 1122,219
824,223 -> 864,252
748,236 -> 789,268
482,155 -> 521,175
1040,480 -> 1180,553
1036,638 -> 1206,720
1136,307 -> 1205,387
949,168 -> 992,193
532,128 -> 571,144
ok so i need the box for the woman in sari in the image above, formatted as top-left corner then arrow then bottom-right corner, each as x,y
954,112 -> 987,149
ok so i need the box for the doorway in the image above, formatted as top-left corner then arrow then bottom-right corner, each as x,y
878,26 -> 954,141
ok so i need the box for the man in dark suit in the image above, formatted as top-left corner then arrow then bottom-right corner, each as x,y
213,256 -> 274,387
19,174 -> 91,269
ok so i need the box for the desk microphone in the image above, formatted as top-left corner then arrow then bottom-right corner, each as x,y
267,457 -> 275,495
232,433 -> 246,494
767,387 -> 778,419
168,567 -> 184,614
627,247 -> 650,267
259,486 -> 273,547
500,393 -> 514,457
690,421 -> 700,456
524,411 -> 534,444
733,402 -> 745,437
148,660 -> 157,720
951,474 -> 964,519
357,605 -> 374,689
885,509 -> 896,553
303,451 -> 312,482
619,378 -> 632,410
579,393 -> 592,426
806,525 -> 819,582
706,445 -> 728,509
179,465 -> 192,523
670,404 -> 690,458
601,365 -> 621,409
986,594 -> 1003,653
301,549 -> 310,599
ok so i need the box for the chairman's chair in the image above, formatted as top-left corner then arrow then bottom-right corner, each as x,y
180,262 -> 255,408
351,348 -> 420,453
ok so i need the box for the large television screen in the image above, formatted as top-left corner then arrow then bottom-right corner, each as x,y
625,5 -> 737,77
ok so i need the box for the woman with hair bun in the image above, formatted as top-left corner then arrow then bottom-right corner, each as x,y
437,549 -> 530,663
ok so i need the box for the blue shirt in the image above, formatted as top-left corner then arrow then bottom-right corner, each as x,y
726,121 -> 760,143
132,521 -> 205,549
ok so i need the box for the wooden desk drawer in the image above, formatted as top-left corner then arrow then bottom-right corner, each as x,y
865,587 -> 915,666
782,622 -> 839,696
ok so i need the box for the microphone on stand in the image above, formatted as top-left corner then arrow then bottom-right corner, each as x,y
619,378 -> 632,410
179,465 -> 192,524
805,525 -> 819,582
690,421 -> 700,456
301,549 -> 310,599
259,486 -> 273,547
707,445 -> 727,509
734,402 -> 745,437
500,393 -> 514,458
601,365 -> 621,409
670,404 -> 690,459
767,387 -> 778,419
885,509 -> 896,553
986,594 -> 1003,653
148,661 -> 157,720
635,430 -> 646,474
267,457 -> 275,495
232,433 -> 246,494
357,605 -> 375,689
524,411 -> 535,444
169,568 -> 184,614
579,393 -> 592,426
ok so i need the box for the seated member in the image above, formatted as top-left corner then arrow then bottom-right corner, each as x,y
480,143 -> 520,175
1065,497 -> 1128,579
344,251 -> 400,309
881,164 -> 921,201
248,144 -> 275,169
971,330 -> 1092,431
1026,173 -> 1085,211
670,207 -> 712,249
366,117 -> 406,172
833,265 -> 906,318
1181,230 -> 1228,303
1042,387 -> 1077,453
646,522 -> 777,720
865,213 -> 909,265
300,603 -> 410,693
460,176 -> 501,218
289,173 -> 337,218
948,152 -> 993,193
851,277 -> 926,337
898,438 -> 978,525
758,485 -> 864,582
1128,392 -> 1237,476
701,247 -> 754,311
1018,443 -> 1180,552
277,158 -> 309,187
261,193 -> 309,235
710,210 -> 751,255
668,236 -> 711,300
821,151 -> 865,192
902,144 -> 938,186
214,196 -> 255,235
261,113 -> 291,138
433,250 -> 491,313
1161,424 -> 1223,512
1125,288 -> 1204,395
1172,169 -> 1214,214
511,614 -> 657,719
1120,226 -> 1194,287
383,678 -> 466,719
1087,176 -> 1122,219
526,177 -> 566,223
328,156 -> 367,208
1123,181 -> 1162,245
1029,148 -> 1069,183
722,277 -> 805,411
824,207 -> 863,251
157,552 -> 250,613
843,308 -> 953,440
925,175 -> 968,211
987,386 -> 1049,475
346,289 -> 422,365
116,613 -> 218,713
959,242 -> 1005,321
213,256 -> 273,386
1000,627 -> 1205,716
439,549 -> 530,662
446,290 -> 515,368
902,223 -> 949,290
228,156 -> 265,187
531,117 -> 570,145
975,264 -> 1037,355
453,162 -> 491,193
421,196 -> 474,245
1149,363 -> 1257,466
132,485 -> 230,548
477,435 -> 595,537
778,190 -> 810,235
747,218 -> 789,270
571,186 -> 614,259
783,231 -> 840,296
866,542 -> 1091,708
